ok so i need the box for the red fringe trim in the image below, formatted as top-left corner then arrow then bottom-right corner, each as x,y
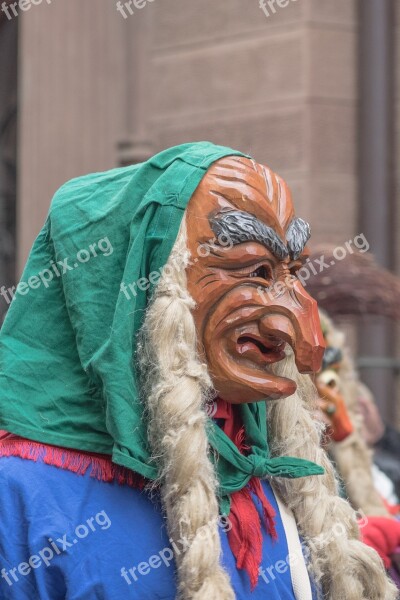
0,432 -> 145,489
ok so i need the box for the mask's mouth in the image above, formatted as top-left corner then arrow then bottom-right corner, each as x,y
236,333 -> 287,365
206,326 -> 297,402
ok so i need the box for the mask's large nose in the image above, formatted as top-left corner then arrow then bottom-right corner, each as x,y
259,280 -> 325,373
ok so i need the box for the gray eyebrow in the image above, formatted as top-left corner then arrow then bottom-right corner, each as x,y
286,218 -> 311,260
209,211 -> 311,261
209,210 -> 289,260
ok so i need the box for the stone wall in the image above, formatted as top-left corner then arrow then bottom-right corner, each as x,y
18,0 -> 359,262
150,0 -> 359,245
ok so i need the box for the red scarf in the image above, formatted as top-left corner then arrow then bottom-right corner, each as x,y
212,399 -> 278,589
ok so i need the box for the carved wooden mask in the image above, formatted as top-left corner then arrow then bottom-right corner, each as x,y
185,157 -> 325,404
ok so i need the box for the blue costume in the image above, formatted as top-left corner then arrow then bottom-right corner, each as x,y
0,456 -> 317,599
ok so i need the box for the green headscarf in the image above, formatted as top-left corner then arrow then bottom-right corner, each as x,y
0,142 -> 323,514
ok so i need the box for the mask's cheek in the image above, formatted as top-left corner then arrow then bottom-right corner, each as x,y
187,272 -> 246,339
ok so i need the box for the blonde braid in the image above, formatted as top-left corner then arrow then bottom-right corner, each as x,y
138,223 -> 234,600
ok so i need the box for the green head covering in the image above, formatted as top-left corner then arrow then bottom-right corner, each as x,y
0,142 -> 323,514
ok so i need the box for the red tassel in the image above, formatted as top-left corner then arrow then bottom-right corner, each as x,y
0,432 -> 145,489
234,425 -> 250,454
228,478 -> 278,589
249,478 -> 278,542
228,486 -> 263,590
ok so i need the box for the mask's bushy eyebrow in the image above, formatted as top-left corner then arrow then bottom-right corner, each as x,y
286,218 -> 311,260
209,210 -> 289,260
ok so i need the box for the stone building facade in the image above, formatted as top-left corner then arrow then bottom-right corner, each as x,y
17,0 -> 361,259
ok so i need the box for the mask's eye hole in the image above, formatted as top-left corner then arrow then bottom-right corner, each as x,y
288,259 -> 303,276
317,369 -> 340,391
248,265 -> 271,280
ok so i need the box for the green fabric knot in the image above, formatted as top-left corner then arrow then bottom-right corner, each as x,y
250,455 -> 325,479
208,401 -> 325,515
250,455 -> 269,478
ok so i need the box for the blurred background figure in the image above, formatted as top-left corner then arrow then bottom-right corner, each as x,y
357,382 -> 400,503
316,310 -> 399,514
0,1 -> 399,421
314,310 -> 400,587
308,247 -> 400,495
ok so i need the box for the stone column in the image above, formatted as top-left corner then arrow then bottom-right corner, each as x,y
0,16 -> 18,322
117,4 -> 154,166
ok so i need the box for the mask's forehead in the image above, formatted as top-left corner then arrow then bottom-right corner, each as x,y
204,156 -> 295,237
